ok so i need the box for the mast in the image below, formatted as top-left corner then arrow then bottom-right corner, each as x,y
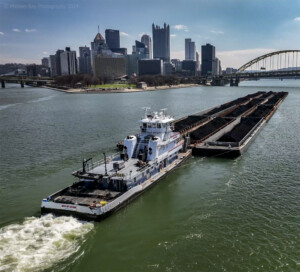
103,152 -> 108,175
142,107 -> 150,118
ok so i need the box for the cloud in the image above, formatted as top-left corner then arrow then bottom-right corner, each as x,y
217,48 -> 276,69
173,24 -> 189,32
0,32 -> 4,35
42,51 -> 49,55
25,28 -> 37,32
211,30 -> 224,34
12,28 -> 21,32
294,17 -> 300,22
170,34 -> 177,38
0,54 -> 39,64
120,31 -> 129,37
171,50 -> 184,60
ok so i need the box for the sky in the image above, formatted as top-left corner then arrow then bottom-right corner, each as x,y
1,0 -> 300,68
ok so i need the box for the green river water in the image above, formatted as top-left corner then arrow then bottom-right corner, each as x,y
0,80 -> 299,272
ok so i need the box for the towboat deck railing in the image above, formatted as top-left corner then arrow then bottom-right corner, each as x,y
74,152 -> 121,173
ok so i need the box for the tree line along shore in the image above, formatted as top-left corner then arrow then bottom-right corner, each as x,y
45,74 -> 204,93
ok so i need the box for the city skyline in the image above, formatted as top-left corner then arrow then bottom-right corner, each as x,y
1,0 -> 300,68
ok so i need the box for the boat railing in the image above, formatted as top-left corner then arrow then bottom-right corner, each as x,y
76,152 -> 120,173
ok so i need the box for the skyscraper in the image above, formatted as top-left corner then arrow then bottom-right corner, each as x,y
93,55 -> 126,79
49,49 -> 63,77
135,40 -> 148,59
60,47 -> 77,75
215,58 -> 222,75
196,51 -> 200,72
141,34 -> 152,59
41,57 -> 49,67
185,38 -> 196,61
78,46 -> 92,74
105,29 -> 120,50
91,31 -> 112,70
201,43 -> 216,76
138,59 -> 163,76
152,23 -> 170,62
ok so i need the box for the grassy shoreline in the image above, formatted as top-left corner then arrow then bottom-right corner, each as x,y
43,83 -> 203,94
88,83 -> 137,89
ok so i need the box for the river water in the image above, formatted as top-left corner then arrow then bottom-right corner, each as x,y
0,80 -> 299,272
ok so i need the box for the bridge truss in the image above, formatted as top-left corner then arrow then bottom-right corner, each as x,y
237,50 -> 300,73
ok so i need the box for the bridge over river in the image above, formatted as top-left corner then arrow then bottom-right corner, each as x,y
209,50 -> 300,86
0,75 -> 53,88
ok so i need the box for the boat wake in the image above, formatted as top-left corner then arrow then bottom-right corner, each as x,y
0,95 -> 57,111
0,214 -> 94,272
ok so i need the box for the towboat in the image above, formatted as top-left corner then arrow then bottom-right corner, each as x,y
41,109 -> 191,221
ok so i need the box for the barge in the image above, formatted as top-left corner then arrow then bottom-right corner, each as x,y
192,91 -> 288,157
41,109 -> 191,221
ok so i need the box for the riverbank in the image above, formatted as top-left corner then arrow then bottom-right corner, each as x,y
43,83 -> 202,94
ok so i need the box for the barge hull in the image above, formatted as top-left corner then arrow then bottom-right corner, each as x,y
41,150 -> 191,221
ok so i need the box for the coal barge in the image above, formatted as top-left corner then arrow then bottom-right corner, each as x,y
190,91 -> 288,157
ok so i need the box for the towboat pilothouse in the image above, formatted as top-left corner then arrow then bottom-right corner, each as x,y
41,109 -> 191,220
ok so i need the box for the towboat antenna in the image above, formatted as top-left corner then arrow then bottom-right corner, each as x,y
160,108 -> 167,118
103,152 -> 108,175
142,107 -> 150,118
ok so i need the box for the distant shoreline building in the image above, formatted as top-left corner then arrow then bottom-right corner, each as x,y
182,60 -> 197,76
78,46 -> 92,74
185,38 -> 196,61
60,47 -> 77,75
49,49 -> 64,77
105,29 -> 120,50
135,40 -> 148,59
201,43 -> 216,76
152,23 -> 170,63
196,51 -> 200,73
141,34 -> 152,59
93,55 -> 126,79
41,57 -> 49,68
91,32 -> 112,70
138,59 -> 163,76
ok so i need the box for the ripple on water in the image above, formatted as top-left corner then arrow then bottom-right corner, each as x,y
0,214 -> 93,272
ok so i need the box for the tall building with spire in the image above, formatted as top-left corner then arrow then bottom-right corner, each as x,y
90,30 -> 112,71
91,32 -> 111,57
141,34 -> 152,59
152,23 -> 170,62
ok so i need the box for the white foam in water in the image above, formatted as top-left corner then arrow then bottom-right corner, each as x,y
0,214 -> 94,272
28,95 -> 57,104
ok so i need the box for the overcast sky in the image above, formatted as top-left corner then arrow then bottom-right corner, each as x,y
1,0 -> 300,68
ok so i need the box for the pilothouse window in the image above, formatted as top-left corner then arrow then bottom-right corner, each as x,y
147,123 -> 152,128
157,123 -> 161,128
152,123 -> 157,128
143,123 -> 147,128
